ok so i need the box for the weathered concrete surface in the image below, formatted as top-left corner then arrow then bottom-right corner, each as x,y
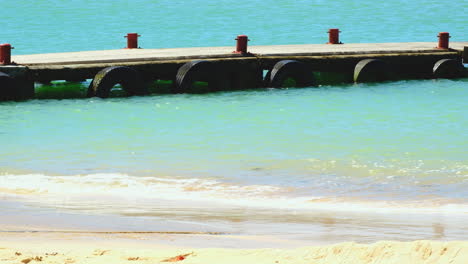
12,42 -> 468,66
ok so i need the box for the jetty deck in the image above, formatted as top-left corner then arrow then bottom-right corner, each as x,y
1,41 -> 467,100
12,42 -> 468,66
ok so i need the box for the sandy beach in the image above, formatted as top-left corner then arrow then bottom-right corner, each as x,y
1,231 -> 467,264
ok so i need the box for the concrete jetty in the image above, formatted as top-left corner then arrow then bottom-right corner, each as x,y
1,36 -> 467,100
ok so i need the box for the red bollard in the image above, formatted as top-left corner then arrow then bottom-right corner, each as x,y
234,35 -> 249,54
125,33 -> 141,49
327,29 -> 342,44
437,32 -> 450,49
0,43 -> 12,65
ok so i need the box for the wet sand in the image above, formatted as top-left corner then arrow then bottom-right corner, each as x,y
3,199 -> 468,245
2,194 -> 468,263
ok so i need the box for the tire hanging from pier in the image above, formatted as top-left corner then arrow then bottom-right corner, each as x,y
432,59 -> 466,79
266,60 -> 315,88
353,59 -> 389,83
87,66 -> 147,98
175,60 -> 227,93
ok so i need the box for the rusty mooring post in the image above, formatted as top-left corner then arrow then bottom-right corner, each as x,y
0,43 -> 13,65
234,35 -> 249,54
125,33 -> 141,49
327,29 -> 342,44
437,32 -> 450,49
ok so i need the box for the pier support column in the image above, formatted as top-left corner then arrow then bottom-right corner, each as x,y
0,66 -> 34,100
16,79 -> 34,100
0,72 -> 15,100
227,62 -> 263,90
463,46 -> 468,64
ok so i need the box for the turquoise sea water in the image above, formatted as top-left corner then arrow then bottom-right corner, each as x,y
1,0 -> 467,244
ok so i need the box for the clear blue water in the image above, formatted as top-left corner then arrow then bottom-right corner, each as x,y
3,0 -> 467,54
1,0 -> 467,243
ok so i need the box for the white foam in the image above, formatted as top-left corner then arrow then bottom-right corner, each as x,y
1,173 -> 468,215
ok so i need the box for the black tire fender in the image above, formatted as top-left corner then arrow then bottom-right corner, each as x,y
433,59 -> 465,79
88,66 -> 147,98
267,60 -> 315,88
175,60 -> 226,93
353,59 -> 389,83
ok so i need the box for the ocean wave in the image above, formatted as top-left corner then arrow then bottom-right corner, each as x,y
1,173 -> 468,216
